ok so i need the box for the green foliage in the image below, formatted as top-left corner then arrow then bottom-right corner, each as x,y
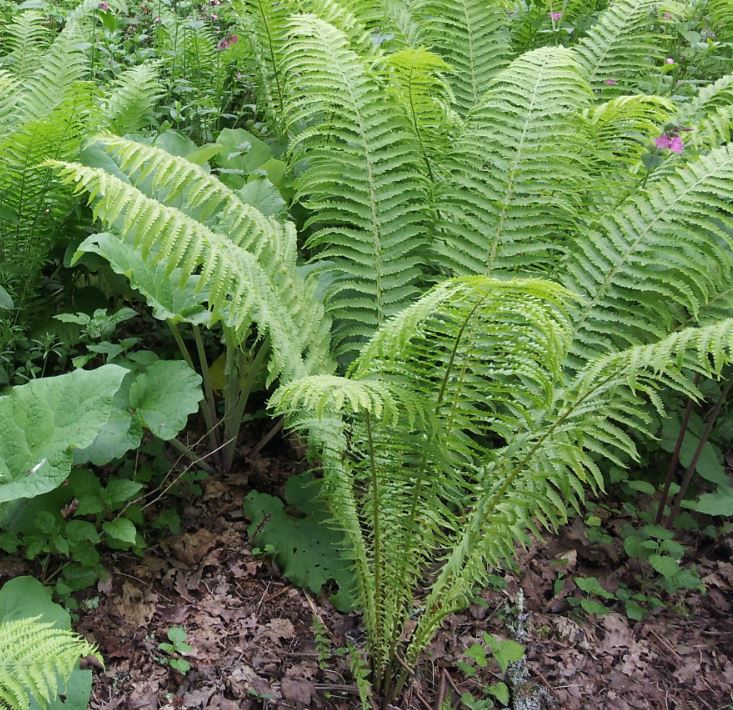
282,15 -> 429,353
413,0 -> 511,115
158,626 -> 193,674
0,576 -> 101,710
243,473 -> 356,611
0,365 -> 128,503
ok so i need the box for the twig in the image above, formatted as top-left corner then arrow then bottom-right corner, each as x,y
434,669 -> 446,710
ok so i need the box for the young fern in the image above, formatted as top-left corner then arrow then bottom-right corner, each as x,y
0,617 -> 101,710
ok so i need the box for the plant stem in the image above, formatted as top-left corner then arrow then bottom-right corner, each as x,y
364,412 -> 385,688
170,437 -> 217,474
655,373 -> 701,523
667,377 -> 732,527
192,325 -> 220,456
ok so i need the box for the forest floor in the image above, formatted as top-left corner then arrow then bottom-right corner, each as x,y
1,432 -> 732,710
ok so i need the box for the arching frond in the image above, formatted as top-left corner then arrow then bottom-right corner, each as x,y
49,152 -> 332,385
407,318 -> 733,665
282,15 -> 429,354
0,616 -> 101,710
574,0 -> 666,96
0,10 -> 52,79
709,0 -> 733,42
413,0 -> 512,115
564,143 -> 733,365
435,47 -> 591,276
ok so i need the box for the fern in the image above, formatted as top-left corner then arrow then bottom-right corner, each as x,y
564,143 -> 733,365
383,48 -> 455,179
413,0 -> 512,115
708,0 -> 733,42
104,64 -> 163,135
574,0 -> 667,96
404,316 -> 733,667
49,135 -> 333,383
435,47 -> 591,276
0,616 -> 101,710
282,15 -> 430,354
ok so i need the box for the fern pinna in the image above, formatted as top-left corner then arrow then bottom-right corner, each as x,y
51,0 -> 733,700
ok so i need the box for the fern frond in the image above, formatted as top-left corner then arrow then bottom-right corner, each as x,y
50,135 -> 333,382
0,616 -> 101,710
384,48 -> 455,177
0,10 -> 52,79
708,0 -> 733,42
413,0 -> 512,115
406,317 -> 733,665
574,0 -> 667,96
435,47 -> 591,276
282,15 -> 430,354
564,143 -> 733,365
103,64 -> 162,135
235,0 -> 288,126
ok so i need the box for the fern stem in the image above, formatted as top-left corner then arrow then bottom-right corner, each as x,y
365,412 -> 386,685
255,0 -> 284,119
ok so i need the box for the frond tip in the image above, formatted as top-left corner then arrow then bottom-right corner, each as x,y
0,617 -> 101,710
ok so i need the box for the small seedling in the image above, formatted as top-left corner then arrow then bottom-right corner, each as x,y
158,626 -> 193,674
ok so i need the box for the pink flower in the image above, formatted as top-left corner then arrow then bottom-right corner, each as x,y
668,135 -> 684,153
217,34 -> 238,50
605,78 -> 618,86
549,10 -> 562,21
98,1 -> 110,9
210,12 -> 218,20
655,133 -> 684,153
666,57 -> 675,64
663,11 -> 673,20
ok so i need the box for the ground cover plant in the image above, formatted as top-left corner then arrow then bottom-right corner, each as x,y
1,0 -> 733,708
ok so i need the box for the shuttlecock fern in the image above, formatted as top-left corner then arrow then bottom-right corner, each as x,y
412,0 -> 512,115
0,616 -> 101,710
435,46 -> 592,276
574,0 -> 667,96
282,15 -> 430,354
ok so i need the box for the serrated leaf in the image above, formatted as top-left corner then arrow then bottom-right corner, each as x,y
102,518 -> 137,545
575,576 -> 615,599
243,473 -> 356,611
0,366 -> 128,503
105,478 -> 143,506
649,554 -> 679,579
682,487 -> 733,516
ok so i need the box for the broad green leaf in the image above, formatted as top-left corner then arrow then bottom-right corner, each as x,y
488,682 -> 510,705
128,361 -> 203,440
483,634 -> 525,673
649,554 -> 680,579
574,576 -> 615,599
73,233 -> 211,326
0,285 -> 13,310
243,473 -> 356,611
0,366 -> 127,503
0,576 -> 69,628
104,478 -> 143,506
683,486 -> 733,516
237,177 -> 286,217
102,518 -> 137,545
580,598 -> 610,616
